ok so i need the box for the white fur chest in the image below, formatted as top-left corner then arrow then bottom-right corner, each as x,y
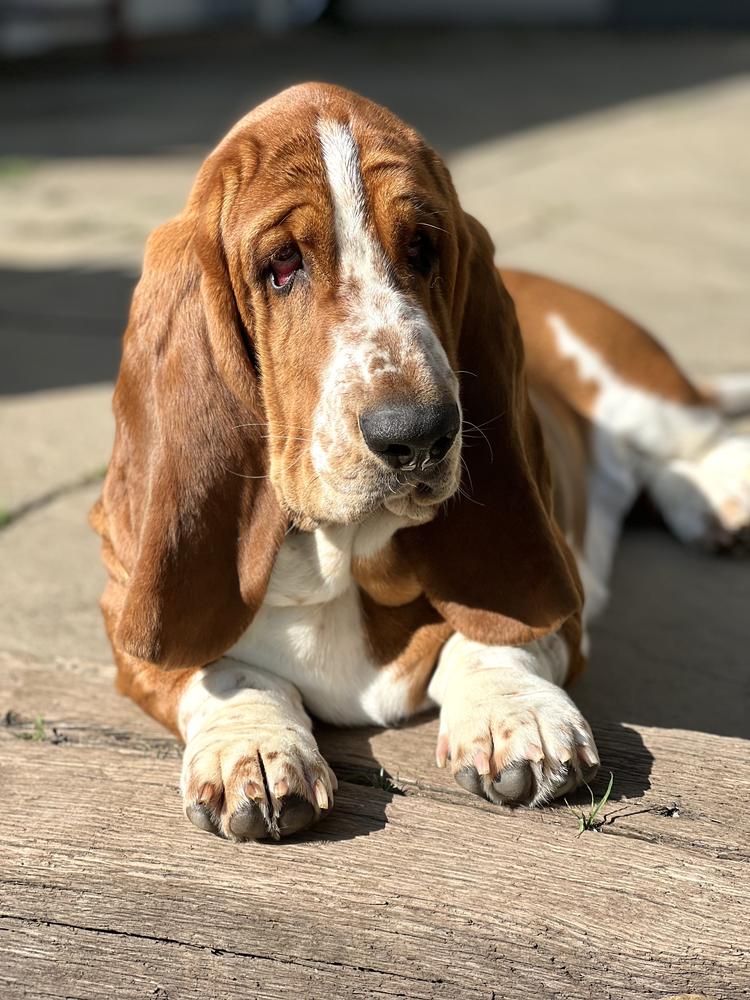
227,512 -> 423,726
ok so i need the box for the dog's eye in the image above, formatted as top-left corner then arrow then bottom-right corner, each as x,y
269,244 -> 303,290
406,230 -> 434,275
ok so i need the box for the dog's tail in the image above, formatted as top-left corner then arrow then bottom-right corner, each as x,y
701,373 -> 750,418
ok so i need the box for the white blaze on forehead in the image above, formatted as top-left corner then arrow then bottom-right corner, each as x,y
315,115 -> 418,349
316,118 -> 377,274
310,116 -> 458,502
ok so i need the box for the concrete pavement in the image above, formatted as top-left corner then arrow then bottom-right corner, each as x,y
1,27 -> 749,723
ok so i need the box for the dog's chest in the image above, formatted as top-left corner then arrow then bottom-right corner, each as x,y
227,513 -> 420,725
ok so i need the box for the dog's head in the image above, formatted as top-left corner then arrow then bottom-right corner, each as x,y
193,85 -> 469,526
98,84 -> 581,667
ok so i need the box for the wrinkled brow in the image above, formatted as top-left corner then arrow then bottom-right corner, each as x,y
390,192 -> 448,220
245,200 -> 316,241
361,158 -> 413,179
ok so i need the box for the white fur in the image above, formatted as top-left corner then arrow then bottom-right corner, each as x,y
549,312 -> 722,463
648,435 -> 750,547
177,660 -> 308,743
316,118 -> 375,281
182,517 -> 583,808
176,513 -> 431,833
550,313 -> 711,593
429,632 -> 571,699
427,633 -> 598,806
548,313 -> 646,594
548,312 -> 750,602
179,533 -> 585,819
703,372 -> 750,417
178,657 -> 336,839
311,120 -> 457,516
227,513 -> 424,726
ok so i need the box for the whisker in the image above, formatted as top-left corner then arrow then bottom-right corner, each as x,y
462,420 -> 494,464
472,412 -> 506,431
420,222 -> 449,235
222,440 -> 310,481
230,421 -> 314,432
460,455 -> 476,498
222,465 -> 270,481
457,484 -> 484,507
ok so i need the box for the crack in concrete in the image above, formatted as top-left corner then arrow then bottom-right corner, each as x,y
0,467 -> 105,531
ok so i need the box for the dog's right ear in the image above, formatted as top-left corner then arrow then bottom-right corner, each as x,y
398,213 -> 583,649
93,163 -> 287,669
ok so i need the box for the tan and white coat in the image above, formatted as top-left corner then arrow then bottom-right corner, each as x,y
91,83 -> 750,841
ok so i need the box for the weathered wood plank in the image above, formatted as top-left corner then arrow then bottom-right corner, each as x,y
0,916 -> 454,1000
3,653 -> 749,856
1,652 -> 164,741
2,737 -> 748,999
322,720 -> 750,860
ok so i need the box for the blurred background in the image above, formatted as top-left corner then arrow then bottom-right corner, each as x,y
1,2 -> 749,735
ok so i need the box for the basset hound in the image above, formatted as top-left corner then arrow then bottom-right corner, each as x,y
91,83 -> 750,842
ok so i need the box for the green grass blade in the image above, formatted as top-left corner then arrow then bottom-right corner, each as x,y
588,771 -> 614,824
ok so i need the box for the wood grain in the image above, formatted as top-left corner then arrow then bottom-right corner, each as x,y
2,653 -> 748,999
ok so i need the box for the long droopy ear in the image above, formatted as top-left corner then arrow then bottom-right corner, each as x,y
399,214 -> 582,646
94,161 -> 287,669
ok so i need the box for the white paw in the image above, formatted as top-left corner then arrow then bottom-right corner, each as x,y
181,697 -> 337,841
650,435 -> 750,552
436,672 -> 599,807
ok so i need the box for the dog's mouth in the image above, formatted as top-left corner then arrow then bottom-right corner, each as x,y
285,431 -> 462,529
382,489 -> 445,522
377,459 -> 461,521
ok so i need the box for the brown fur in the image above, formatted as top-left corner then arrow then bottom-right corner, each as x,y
92,84 -> 586,730
397,219 -> 583,647
528,385 -> 590,548
502,269 -> 705,409
502,268 -> 714,550
353,545 -> 424,607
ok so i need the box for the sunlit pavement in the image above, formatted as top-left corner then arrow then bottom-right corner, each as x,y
2,30 -> 749,680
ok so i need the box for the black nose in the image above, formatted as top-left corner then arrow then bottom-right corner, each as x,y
359,402 -> 460,470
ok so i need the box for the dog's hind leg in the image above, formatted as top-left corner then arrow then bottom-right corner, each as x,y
643,409 -> 750,553
505,270 -> 750,598
541,284 -> 750,555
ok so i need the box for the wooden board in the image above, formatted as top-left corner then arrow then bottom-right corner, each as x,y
2,653 -> 748,1000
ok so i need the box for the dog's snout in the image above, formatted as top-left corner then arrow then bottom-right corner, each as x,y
359,402 -> 460,470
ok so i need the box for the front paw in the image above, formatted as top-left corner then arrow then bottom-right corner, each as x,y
436,674 -> 599,807
181,712 -> 337,842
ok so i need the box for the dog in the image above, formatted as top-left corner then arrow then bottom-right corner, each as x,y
91,83 -> 750,841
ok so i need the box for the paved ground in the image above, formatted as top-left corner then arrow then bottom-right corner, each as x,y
1,27 -> 749,999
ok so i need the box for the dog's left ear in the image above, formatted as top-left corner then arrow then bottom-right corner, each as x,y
399,213 -> 582,646
93,157 -> 288,669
